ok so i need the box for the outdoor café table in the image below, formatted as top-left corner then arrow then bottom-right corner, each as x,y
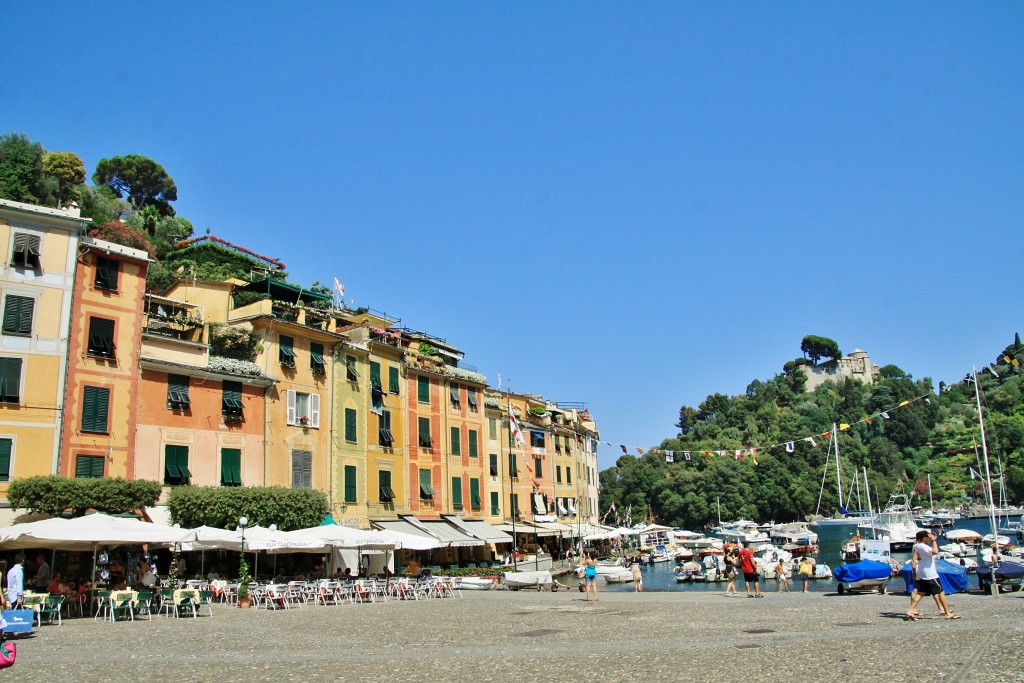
109,590 -> 138,622
172,588 -> 199,617
21,592 -> 47,627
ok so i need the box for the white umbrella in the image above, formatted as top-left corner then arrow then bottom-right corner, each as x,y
0,513 -> 196,550
287,526 -> 397,550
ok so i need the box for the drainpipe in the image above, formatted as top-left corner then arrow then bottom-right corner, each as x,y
54,223 -> 88,477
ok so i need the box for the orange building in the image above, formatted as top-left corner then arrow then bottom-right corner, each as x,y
59,237 -> 149,479
134,292 -> 274,488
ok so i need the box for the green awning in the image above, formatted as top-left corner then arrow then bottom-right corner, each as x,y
238,277 -> 332,306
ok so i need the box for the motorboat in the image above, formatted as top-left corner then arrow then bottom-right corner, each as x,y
770,522 -> 819,556
915,508 -> 960,528
602,568 -> 635,583
714,520 -> 770,545
673,547 -> 695,562
674,561 -> 706,582
833,559 -> 892,594
458,576 -> 496,590
503,570 -> 553,590
841,535 -> 863,561
857,494 -> 924,551
672,530 -> 719,550
976,557 -> 1024,593
646,544 -> 673,563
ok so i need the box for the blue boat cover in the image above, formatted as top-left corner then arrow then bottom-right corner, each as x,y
975,559 -> 1024,582
898,559 -> 969,594
834,559 -> 892,584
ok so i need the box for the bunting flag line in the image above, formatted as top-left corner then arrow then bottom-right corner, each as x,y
644,392 -> 933,467
509,406 -> 525,446
620,444 -> 628,454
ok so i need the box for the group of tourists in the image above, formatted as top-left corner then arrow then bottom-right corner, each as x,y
721,548 -> 817,597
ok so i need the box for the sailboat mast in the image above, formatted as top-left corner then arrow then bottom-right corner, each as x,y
973,366 -> 999,586
863,467 -> 873,515
928,474 -> 934,511
833,425 -> 844,513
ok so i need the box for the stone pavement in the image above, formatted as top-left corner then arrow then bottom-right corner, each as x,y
6,588 -> 1024,682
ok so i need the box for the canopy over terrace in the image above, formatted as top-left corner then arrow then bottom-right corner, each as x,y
0,513 -> 197,550
286,525 -> 439,551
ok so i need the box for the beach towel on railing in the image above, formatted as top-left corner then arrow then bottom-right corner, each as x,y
833,560 -> 892,584
898,559 -> 968,595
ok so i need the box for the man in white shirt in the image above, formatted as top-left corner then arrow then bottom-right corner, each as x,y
906,530 -> 959,620
6,554 -> 24,606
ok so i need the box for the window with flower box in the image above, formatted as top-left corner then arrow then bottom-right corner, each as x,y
286,390 -> 320,428
279,335 -> 296,367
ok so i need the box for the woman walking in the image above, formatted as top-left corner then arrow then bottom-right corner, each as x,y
724,549 -> 738,596
583,554 -> 599,602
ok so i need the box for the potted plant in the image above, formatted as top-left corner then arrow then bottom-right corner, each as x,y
237,556 -> 252,608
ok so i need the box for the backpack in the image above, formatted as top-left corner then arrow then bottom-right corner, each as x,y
799,562 -> 813,576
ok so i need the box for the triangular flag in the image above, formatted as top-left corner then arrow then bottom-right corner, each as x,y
865,418 -> 873,424
751,452 -> 758,466
881,411 -> 890,419
924,397 -> 931,404
785,442 -> 795,453
822,432 -> 831,439
806,436 -> 817,447
636,447 -> 644,455
665,452 -> 674,463
839,423 -> 850,431
716,450 -> 725,457
509,406 -> 525,446
684,452 -> 692,461
620,444 -> 627,454
734,450 -> 742,460
899,401 -> 910,407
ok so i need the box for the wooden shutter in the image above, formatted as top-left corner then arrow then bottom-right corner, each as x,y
344,465 -> 357,503
3,295 -> 33,335
388,367 -> 400,394
221,448 -> 241,486
301,452 -> 312,488
82,386 -> 109,433
311,393 -> 321,428
369,361 -> 381,388
0,358 -> 21,402
0,438 -> 11,481
286,390 -> 296,425
468,430 -> 478,457
417,376 -> 429,403
450,426 -> 460,455
490,491 -> 499,516
469,478 -> 480,509
452,477 -> 463,508
344,408 -> 356,442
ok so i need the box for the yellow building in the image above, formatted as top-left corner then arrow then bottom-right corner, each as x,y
0,199 -> 90,520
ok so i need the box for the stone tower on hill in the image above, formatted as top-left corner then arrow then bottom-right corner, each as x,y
802,349 -> 880,392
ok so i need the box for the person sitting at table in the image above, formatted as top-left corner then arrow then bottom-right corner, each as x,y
308,563 -> 326,581
48,572 -> 62,595
141,566 -> 157,588
403,559 -> 421,576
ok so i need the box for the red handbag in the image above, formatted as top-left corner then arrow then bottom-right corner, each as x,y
0,641 -> 17,669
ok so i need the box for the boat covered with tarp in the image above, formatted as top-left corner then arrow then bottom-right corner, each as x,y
898,558 -> 969,595
975,557 -> 1024,592
833,559 -> 892,594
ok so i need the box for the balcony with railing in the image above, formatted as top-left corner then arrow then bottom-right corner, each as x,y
144,294 -> 205,343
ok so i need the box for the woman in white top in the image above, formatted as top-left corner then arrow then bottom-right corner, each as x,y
906,530 -> 959,620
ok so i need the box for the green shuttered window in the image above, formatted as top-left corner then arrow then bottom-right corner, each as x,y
369,361 -> 381,388
0,358 -> 22,403
95,257 -> 120,291
450,426 -> 460,456
164,445 -> 191,485
0,438 -> 12,482
419,468 -> 434,499
2,295 -> 33,336
418,417 -> 432,447
468,430 -> 478,457
76,454 -> 105,479
344,408 -> 357,443
388,367 -> 400,394
470,478 -> 481,509
452,477 -> 463,508
87,317 -> 116,358
81,386 -> 110,433
221,448 -> 241,486
417,376 -> 429,404
344,465 -> 357,503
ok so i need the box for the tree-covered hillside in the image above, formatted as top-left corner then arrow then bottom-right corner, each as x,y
599,335 -> 1024,529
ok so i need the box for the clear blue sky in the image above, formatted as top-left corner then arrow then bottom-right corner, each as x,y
5,2 -> 1022,470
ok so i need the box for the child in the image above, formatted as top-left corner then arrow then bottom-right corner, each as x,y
775,559 -> 790,592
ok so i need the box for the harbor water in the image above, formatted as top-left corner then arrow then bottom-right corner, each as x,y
591,515 -> 1021,594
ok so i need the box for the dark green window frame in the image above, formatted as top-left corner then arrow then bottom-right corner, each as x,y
419,468 -> 434,499
0,357 -> 22,403
449,383 -> 460,407
489,453 -> 498,477
344,465 -> 357,503
508,452 -> 518,479
76,454 -> 106,479
556,465 -> 562,484
75,456 -> 105,479
388,366 -> 400,394
87,317 -> 116,358
510,493 -> 520,516
345,354 -> 357,382
468,430 -> 478,457
378,410 -> 394,447
467,387 -> 478,411
489,491 -> 500,516
221,448 -> 242,486
2,295 -> 33,336
452,476 -> 463,509
470,478 -> 481,509
369,361 -> 381,388
0,438 -> 11,482
418,416 -> 432,448
10,233 -> 40,269
167,373 -> 190,410
164,444 -> 191,485
344,408 -> 357,443
95,256 -> 120,291
279,335 -> 296,367
417,375 -> 429,404
450,426 -> 461,456
222,380 -> 243,419
81,385 -> 110,433
534,458 -> 543,479
379,470 -> 395,503
566,466 -> 572,484
310,342 -> 325,374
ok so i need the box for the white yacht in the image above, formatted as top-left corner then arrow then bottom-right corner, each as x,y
857,494 -> 924,551
714,520 -> 770,546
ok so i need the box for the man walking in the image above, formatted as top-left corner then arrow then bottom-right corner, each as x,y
6,554 -> 24,607
906,529 -> 960,620
737,544 -> 762,598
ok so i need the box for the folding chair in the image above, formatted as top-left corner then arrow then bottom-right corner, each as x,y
110,595 -> 134,622
176,592 -> 198,619
40,596 -> 64,625
94,590 -> 113,622
159,589 -> 176,618
264,585 -> 288,610
352,580 -> 375,603
198,591 -> 215,618
135,591 -> 154,621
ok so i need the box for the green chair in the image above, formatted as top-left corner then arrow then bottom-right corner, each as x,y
158,589 -> 176,618
467,563 -> 477,569
40,595 -> 65,626
198,590 -> 214,618
110,594 -> 134,622
135,591 -> 154,621
94,590 -> 112,622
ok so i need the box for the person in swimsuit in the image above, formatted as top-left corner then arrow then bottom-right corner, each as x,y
583,554 -> 599,602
